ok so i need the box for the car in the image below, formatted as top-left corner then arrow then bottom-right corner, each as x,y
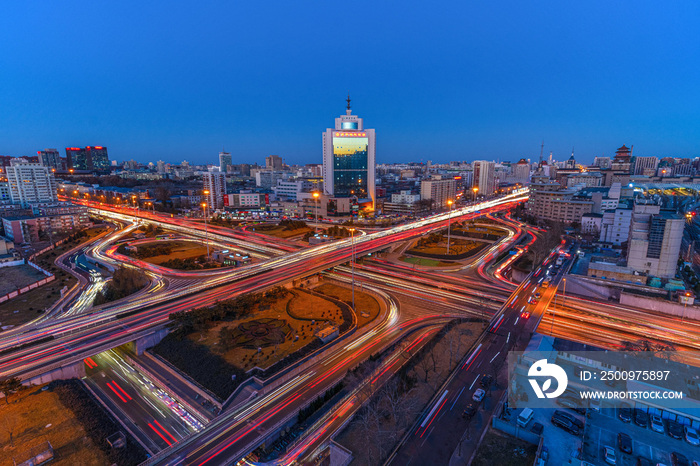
603,445 -> 617,464
671,452 -> 690,466
650,415 -> 665,434
685,426 -> 700,446
634,408 -> 648,428
462,403 -> 476,419
480,375 -> 493,388
520,311 -> 531,319
618,432 -> 633,454
528,296 -> 538,304
553,409 -> 584,429
530,422 -> 544,436
669,420 -> 684,439
535,292 -> 542,298
551,415 -> 580,436
618,403 -> 633,423
472,388 -> 486,402
636,458 -> 654,466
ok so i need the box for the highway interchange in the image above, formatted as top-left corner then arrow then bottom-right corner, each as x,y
3,188 -> 700,465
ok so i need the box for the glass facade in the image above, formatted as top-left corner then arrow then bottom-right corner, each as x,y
647,217 -> 665,259
341,121 -> 358,130
333,136 -> 368,197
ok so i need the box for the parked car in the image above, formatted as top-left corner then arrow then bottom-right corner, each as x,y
530,422 -> 544,436
553,409 -> 584,429
551,415 -> 580,436
650,415 -> 665,434
603,445 -> 617,464
618,432 -> 633,454
480,375 -> 493,388
618,403 -> 633,423
472,388 -> 486,402
685,426 -> 700,446
669,420 -> 684,439
671,452 -> 690,466
634,408 -> 648,428
462,404 -> 476,419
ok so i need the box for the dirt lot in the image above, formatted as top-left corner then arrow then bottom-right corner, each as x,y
0,265 -> 47,296
313,283 -> 380,328
471,428 -> 537,466
253,225 -> 313,239
0,385 -> 108,466
139,240 -> 209,265
188,289 -> 344,371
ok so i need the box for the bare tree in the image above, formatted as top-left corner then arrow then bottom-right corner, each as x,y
1,412 -> 18,448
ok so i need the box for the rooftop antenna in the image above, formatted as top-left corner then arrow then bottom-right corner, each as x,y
346,93 -> 352,115
539,140 -> 544,167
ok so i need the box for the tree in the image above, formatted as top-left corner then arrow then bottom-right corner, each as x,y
1,411 -> 18,448
0,377 -> 22,404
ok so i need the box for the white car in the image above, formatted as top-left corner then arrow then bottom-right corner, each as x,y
603,445 -> 616,465
472,388 -> 486,402
650,414 -> 665,434
686,426 -> 700,446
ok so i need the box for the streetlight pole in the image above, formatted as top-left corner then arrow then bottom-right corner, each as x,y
473,186 -> 479,203
446,199 -> 454,255
550,277 -> 566,336
202,202 -> 210,261
349,228 -> 356,310
313,192 -> 320,234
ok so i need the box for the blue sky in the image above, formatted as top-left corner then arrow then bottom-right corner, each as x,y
1,1 -> 698,166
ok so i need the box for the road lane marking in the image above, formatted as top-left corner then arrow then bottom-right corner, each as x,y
450,387 -> 465,411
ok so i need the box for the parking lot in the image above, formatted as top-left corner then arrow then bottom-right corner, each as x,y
581,408 -> 700,466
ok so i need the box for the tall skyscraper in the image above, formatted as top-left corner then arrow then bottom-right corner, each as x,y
473,160 -> 496,195
6,158 -> 58,204
322,96 -> 376,209
219,151 -> 232,173
513,158 -> 531,184
633,156 -> 659,176
420,176 -> 456,210
65,146 -> 110,171
265,155 -> 283,171
37,149 -> 61,171
203,169 -> 226,210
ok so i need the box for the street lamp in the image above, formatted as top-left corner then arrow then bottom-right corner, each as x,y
349,227 -> 356,310
202,202 -> 210,261
550,277 -> 566,336
312,192 -> 320,234
682,292 -> 692,322
446,199 -> 454,255
472,186 -> 479,202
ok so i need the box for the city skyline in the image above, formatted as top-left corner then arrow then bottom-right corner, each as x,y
2,2 -> 699,165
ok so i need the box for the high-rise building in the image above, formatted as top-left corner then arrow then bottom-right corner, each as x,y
65,146 -> 110,171
219,151 -> 232,173
473,160 -> 496,195
156,160 -> 166,173
626,202 -> 683,278
420,176 -> 456,210
6,158 -> 58,204
203,169 -> 226,210
513,158 -> 531,185
322,96 -> 376,209
265,155 -> 283,171
593,156 -> 611,169
37,149 -> 61,171
633,156 -> 659,176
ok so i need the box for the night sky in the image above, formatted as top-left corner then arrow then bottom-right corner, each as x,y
1,1 -> 698,165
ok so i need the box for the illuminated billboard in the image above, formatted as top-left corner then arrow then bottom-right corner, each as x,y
333,136 -> 369,197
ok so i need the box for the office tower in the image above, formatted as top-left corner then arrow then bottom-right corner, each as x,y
322,96 -> 376,209
593,156 -> 611,169
219,151 -> 232,173
203,169 -> 226,209
6,158 -> 58,204
265,155 -> 283,171
156,160 -> 166,173
472,160 -> 496,195
420,176 -> 456,210
65,146 -> 110,171
37,149 -> 61,171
